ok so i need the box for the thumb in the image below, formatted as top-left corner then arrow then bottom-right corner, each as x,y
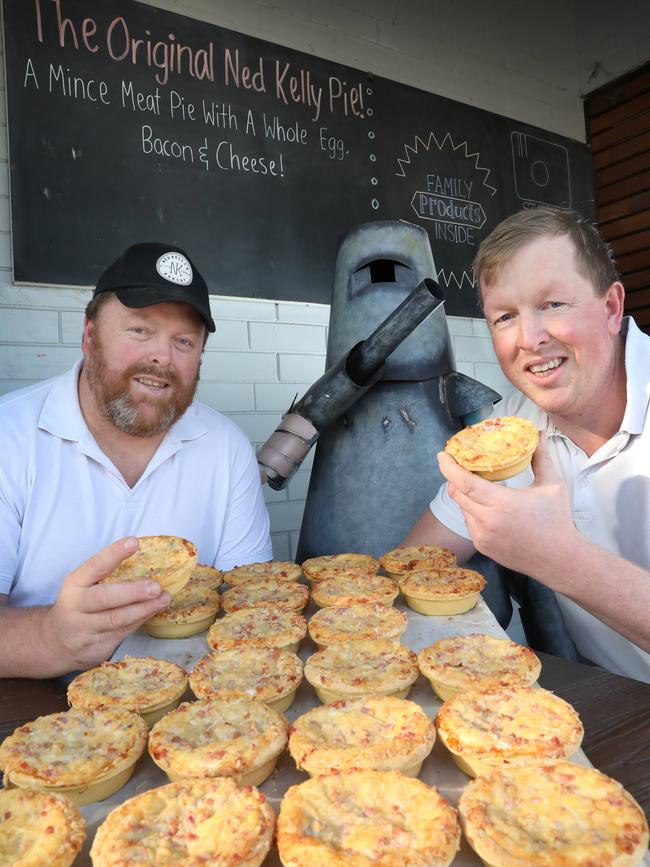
531,431 -> 559,484
68,537 -> 140,589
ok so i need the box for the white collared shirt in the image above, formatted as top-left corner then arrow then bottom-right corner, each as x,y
431,317 -> 650,682
0,359 -> 272,606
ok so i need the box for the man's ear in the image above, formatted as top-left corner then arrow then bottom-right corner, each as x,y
82,317 -> 95,354
604,281 -> 625,335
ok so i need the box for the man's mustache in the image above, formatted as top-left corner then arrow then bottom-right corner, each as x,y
125,363 -> 180,384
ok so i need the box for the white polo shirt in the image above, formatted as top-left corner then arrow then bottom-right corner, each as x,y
431,317 -> 650,682
0,360 -> 272,606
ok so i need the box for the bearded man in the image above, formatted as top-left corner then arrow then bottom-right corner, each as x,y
0,243 -> 271,677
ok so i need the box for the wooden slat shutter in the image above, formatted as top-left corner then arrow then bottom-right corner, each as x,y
586,64 -> 650,333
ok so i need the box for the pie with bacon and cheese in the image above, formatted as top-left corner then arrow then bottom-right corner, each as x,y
444,416 -> 539,481
0,787 -> 85,867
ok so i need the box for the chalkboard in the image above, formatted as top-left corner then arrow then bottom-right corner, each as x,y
3,0 -> 595,316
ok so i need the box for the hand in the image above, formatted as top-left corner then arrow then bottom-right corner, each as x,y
437,433 -> 579,579
41,537 -> 171,671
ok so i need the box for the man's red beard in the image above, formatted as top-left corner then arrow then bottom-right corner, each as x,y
84,334 -> 199,437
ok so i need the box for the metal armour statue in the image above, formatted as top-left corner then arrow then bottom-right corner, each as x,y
258,220 -> 512,626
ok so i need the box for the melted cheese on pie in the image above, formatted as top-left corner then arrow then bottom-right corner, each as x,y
436,686 -> 584,763
67,657 -> 188,713
221,579 -> 309,613
90,777 -> 275,867
379,545 -> 457,574
308,603 -> 408,646
99,535 -> 197,594
277,770 -> 460,867
148,698 -> 288,779
311,575 -> 399,608
399,567 -> 486,599
0,709 -> 148,787
188,564 -> 223,589
0,788 -> 85,867
301,553 -> 379,582
289,696 -> 435,775
145,580 -> 221,625
206,606 -> 306,652
304,640 -> 419,695
189,647 -> 303,703
459,762 -> 649,867
223,561 -> 302,585
445,416 -> 539,473
418,634 -> 541,692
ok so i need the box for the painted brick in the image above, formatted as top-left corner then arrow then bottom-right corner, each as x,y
475,362 -> 510,390
333,33 -> 400,80
263,483 -> 288,504
277,302 -> 330,325
310,2 -> 379,43
472,319 -> 490,338
0,198 -> 9,231
0,233 -> 11,269
290,530 -> 301,560
454,335 -> 497,364
209,320 -> 249,350
254,382 -> 305,411
396,56 -> 457,100
0,379 -> 38,396
210,297 -> 277,322
196,381 -> 255,412
271,532 -> 292,561
0,165 -> 7,198
226,412 -> 282,442
446,316 -> 473,337
0,284 -> 91,309
249,322 -> 326,353
0,308 -> 59,343
201,350 -> 278,382
455,361 -> 475,378
166,0 -> 262,34
266,499 -> 306,533
61,311 -> 85,345
278,353 -> 326,382
0,345 -> 80,380
339,0 -> 397,24
259,7 -> 335,57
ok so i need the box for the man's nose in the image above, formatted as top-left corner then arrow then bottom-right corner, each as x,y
146,337 -> 173,366
517,313 -> 549,351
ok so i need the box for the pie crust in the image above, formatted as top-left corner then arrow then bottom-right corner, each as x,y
301,553 -> 379,583
435,685 -> 584,777
289,695 -> 435,777
310,574 -> 399,609
221,578 -> 309,614
308,603 -> 408,647
223,560 -> 302,585
0,787 -> 85,867
459,762 -> 649,867
148,697 -> 288,787
67,657 -> 188,727
444,416 -> 539,481
189,647 -> 303,713
90,777 -> 275,867
143,580 -> 221,638
98,535 -> 197,597
398,567 -> 486,615
0,708 -> 148,806
188,563 -> 223,589
379,545 -> 457,581
277,770 -> 460,867
418,634 -> 541,700
304,639 -> 419,704
206,606 -> 307,654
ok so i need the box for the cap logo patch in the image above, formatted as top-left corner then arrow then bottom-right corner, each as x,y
156,252 -> 193,286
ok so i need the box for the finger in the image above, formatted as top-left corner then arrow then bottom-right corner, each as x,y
68,537 -> 140,589
92,597 -> 173,636
530,431 -> 559,483
437,452 -> 496,506
82,579 -> 170,614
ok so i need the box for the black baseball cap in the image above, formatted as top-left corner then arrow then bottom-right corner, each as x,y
94,242 -> 216,332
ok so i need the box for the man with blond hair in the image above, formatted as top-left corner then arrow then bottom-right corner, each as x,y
405,207 -> 650,682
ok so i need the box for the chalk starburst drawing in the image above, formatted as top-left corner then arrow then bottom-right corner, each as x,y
395,131 -> 498,291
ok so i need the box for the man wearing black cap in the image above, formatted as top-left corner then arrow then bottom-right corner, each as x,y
0,243 -> 272,677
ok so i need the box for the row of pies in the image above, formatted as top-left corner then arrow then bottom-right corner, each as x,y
127,543 -> 490,640
2,691 -> 647,865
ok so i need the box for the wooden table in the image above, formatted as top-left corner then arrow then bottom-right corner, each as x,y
2,652 -> 649,820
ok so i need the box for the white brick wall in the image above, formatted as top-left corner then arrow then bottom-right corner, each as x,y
3,0 -> 647,553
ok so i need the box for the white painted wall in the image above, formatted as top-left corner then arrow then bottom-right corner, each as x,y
2,1 -> 648,558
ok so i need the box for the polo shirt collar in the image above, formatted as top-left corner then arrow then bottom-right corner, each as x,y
37,357 -> 208,444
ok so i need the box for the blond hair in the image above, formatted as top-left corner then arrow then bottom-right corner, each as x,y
473,208 -> 619,301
